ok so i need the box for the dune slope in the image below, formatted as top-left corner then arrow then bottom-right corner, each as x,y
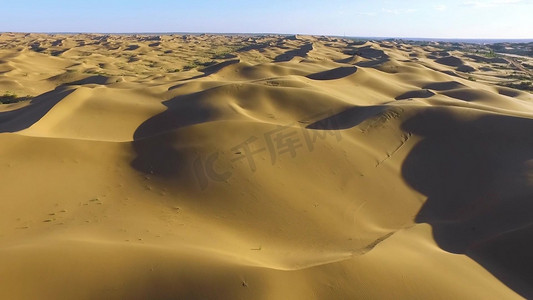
1,33 -> 532,299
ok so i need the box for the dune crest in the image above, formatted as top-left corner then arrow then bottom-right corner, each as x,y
1,33 -> 532,299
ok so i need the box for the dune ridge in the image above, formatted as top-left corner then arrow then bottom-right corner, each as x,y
0,33 -> 532,299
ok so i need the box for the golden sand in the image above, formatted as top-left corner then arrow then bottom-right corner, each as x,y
0,33 -> 532,299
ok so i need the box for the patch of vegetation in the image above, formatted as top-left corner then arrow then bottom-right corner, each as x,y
483,50 -> 498,58
50,50 -> 66,56
502,81 -> 533,91
468,76 -> 476,81
508,74 -> 532,81
85,69 -> 110,76
29,43 -> 46,52
182,60 -> 216,71
212,51 -> 232,59
182,62 -> 199,71
198,60 -> 216,67
210,45 -> 239,59
0,91 -> 33,104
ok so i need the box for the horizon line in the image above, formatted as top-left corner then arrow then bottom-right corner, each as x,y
2,31 -> 532,42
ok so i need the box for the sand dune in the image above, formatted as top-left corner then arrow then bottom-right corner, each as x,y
1,33 -> 532,299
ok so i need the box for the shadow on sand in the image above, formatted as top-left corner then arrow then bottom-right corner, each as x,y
306,66 -> 357,80
170,59 -> 241,84
401,108 -> 533,298
274,43 -> 313,62
130,92 -> 215,177
307,105 -> 533,297
0,88 -> 74,133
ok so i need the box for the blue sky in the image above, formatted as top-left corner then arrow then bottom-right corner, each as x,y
1,0 -> 532,38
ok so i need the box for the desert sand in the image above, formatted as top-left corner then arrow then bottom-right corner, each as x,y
0,33 -> 532,299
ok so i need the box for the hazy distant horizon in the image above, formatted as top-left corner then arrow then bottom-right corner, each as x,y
2,0 -> 532,39
3,31 -> 532,44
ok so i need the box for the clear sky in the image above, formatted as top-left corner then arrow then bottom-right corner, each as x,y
1,0 -> 532,38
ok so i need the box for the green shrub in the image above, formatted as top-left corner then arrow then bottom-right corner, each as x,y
0,92 -> 32,104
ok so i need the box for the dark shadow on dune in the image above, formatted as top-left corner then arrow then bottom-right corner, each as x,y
496,87 -> 523,98
237,43 -> 269,52
125,44 -> 140,51
274,43 -> 313,62
423,81 -> 466,91
435,56 -> 464,67
130,132 -> 188,177
131,102 -> 389,177
355,57 -> 391,68
201,59 -> 240,75
440,88 -> 492,102
133,92 -> 214,139
346,46 -> 391,68
378,43 -> 395,49
430,51 -> 450,57
344,46 -> 388,60
306,66 -> 357,80
440,70 -> 459,77
66,75 -> 109,85
434,56 -> 476,73
456,65 -> 476,73
401,109 -> 533,298
130,92 -> 215,177
334,56 -> 356,64
395,89 -> 435,100
170,59 -> 241,84
51,49 -> 67,56
51,39 -> 63,47
0,88 -> 74,133
464,54 -> 507,64
306,106 -> 387,130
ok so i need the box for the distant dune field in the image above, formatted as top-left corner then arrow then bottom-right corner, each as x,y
0,33 -> 532,299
